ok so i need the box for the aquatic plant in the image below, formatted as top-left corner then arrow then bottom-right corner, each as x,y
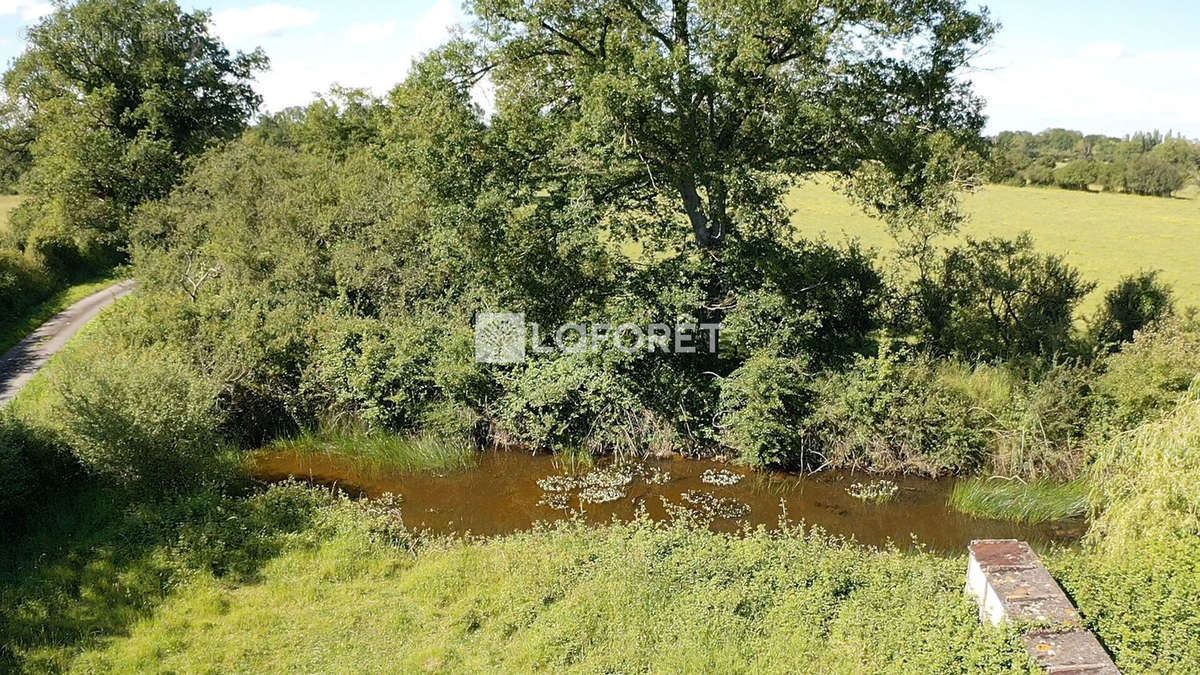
579,485 -> 625,504
949,477 -> 1087,523
701,468 -> 743,486
846,479 -> 899,503
681,491 -> 751,519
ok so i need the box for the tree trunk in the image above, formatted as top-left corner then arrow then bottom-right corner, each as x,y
677,173 -> 714,248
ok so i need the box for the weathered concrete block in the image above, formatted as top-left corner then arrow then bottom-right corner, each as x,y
1023,630 -> 1120,674
966,539 -> 1079,626
967,539 -> 1120,673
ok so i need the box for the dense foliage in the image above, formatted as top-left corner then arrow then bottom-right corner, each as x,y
988,128 -> 1197,196
3,0 -> 265,272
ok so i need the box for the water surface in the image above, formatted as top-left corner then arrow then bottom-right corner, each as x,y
251,450 -> 1084,552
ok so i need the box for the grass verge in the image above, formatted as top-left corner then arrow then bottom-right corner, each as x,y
0,272 -> 124,355
949,477 -> 1089,523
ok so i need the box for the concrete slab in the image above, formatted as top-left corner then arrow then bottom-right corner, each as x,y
967,540 -> 1120,673
1023,630 -> 1120,674
966,539 -> 1079,626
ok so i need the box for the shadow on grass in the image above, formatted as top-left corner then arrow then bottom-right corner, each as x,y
0,476 -> 326,672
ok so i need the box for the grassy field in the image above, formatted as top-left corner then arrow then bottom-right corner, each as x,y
788,181 -> 1200,313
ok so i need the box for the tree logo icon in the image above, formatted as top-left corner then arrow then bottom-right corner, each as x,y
474,312 -> 526,364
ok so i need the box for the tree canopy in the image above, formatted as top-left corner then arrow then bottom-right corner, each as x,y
4,0 -> 267,259
472,0 -> 995,249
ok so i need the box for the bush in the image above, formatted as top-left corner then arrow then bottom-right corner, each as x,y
1052,160 -> 1096,190
722,238 -> 883,365
990,364 -> 1099,478
0,249 -> 53,324
55,343 -> 226,487
1123,156 -> 1184,197
1022,163 -> 1054,186
1090,271 -> 1174,349
907,234 -> 1093,360
717,354 -> 818,469
0,412 -> 72,520
809,346 -> 987,475
1096,317 -> 1200,427
494,350 -> 677,456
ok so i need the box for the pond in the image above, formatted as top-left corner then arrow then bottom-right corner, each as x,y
251,450 -> 1084,552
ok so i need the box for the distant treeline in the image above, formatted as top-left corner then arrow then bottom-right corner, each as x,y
988,128 -> 1199,197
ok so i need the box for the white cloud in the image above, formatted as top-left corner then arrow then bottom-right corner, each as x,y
255,0 -> 464,112
346,21 -> 396,44
211,3 -> 320,42
0,1 -> 53,21
975,41 -> 1200,137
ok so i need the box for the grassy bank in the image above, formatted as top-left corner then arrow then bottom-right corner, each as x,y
264,428 -> 478,474
2,483 -> 1036,673
949,477 -> 1089,523
788,180 -> 1200,313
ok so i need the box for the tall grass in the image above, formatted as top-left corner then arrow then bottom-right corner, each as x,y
949,477 -> 1088,523
5,484 -> 1034,673
266,427 -> 477,474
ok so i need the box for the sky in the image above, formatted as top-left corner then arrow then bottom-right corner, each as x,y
0,0 -> 1196,138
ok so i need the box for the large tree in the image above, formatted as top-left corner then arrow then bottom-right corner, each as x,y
3,0 -> 267,260
472,0 -> 994,250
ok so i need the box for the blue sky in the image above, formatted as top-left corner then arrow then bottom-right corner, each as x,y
0,0 -> 1196,137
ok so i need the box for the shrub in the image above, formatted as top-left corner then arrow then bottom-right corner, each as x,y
990,363 -> 1099,478
1090,270 -> 1174,349
0,412 -> 72,520
494,350 -> 677,456
722,238 -> 883,365
1096,317 -> 1200,427
304,316 -> 445,432
1022,163 -> 1054,186
1123,156 -> 1184,197
809,346 -> 987,475
54,343 -> 226,487
717,354 -> 818,469
1052,160 -> 1096,190
1095,161 -> 1126,192
907,234 -> 1094,360
0,249 -> 53,324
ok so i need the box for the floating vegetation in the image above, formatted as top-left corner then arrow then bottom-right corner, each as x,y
681,490 -> 751,519
536,462 -> 672,508
846,479 -> 899,503
537,475 -> 580,492
701,468 -> 743,486
579,485 -> 625,504
582,465 -> 634,489
537,492 -> 573,510
642,467 -> 671,485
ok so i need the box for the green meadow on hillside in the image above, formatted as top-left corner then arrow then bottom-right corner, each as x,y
789,181 -> 1200,313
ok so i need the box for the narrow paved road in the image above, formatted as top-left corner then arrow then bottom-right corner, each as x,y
0,280 -> 137,406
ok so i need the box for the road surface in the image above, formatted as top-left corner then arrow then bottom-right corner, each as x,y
0,280 -> 137,406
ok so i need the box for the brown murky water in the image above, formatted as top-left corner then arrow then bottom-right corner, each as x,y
251,450 -> 1084,552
